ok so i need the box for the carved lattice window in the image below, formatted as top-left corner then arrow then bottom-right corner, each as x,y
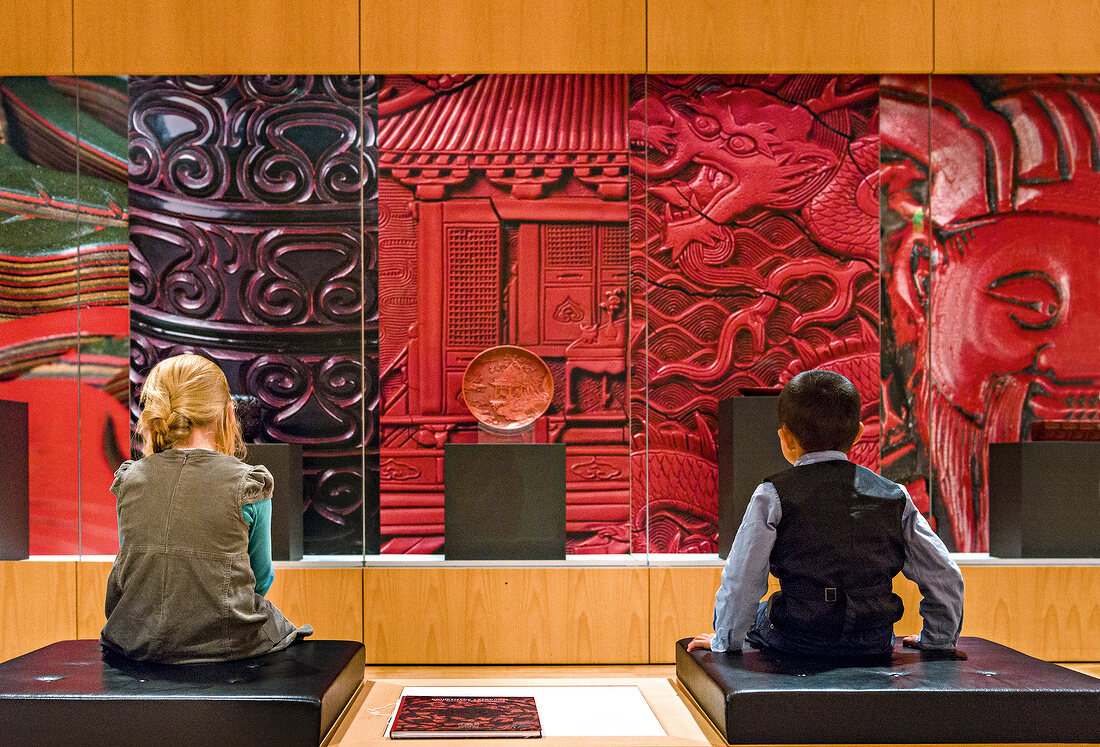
600,224 -> 628,267
546,224 -> 595,266
446,224 -> 500,347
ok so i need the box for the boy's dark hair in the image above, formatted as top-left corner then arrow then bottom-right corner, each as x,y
777,370 -> 862,453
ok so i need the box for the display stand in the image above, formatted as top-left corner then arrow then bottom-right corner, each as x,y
717,394 -> 787,559
988,441 -> 1100,558
244,443 -> 305,561
0,399 -> 29,560
444,427 -> 566,560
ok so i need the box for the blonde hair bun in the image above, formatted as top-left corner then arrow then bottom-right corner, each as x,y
137,354 -> 245,458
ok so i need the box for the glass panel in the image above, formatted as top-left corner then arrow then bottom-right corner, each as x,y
627,73 -> 648,556
0,75 -> 102,556
73,75 -> 130,556
925,75 -> 1100,552
878,74 -> 935,540
376,74 -> 633,557
127,75 -> 370,557
637,75 -> 882,554
362,75 -> 380,558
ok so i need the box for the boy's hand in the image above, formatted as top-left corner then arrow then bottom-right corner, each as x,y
687,633 -> 715,651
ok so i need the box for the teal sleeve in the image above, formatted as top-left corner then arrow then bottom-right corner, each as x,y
241,499 -> 275,596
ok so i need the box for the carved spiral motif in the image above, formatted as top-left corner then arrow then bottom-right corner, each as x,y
173,76 -> 235,96
242,228 -> 361,326
240,75 -> 314,102
129,75 -> 379,553
245,355 -> 312,409
127,247 -> 157,306
317,356 -> 363,405
129,89 -> 229,198
313,469 -> 363,513
322,75 -> 364,106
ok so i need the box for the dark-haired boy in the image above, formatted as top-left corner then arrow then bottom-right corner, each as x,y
689,370 -> 964,657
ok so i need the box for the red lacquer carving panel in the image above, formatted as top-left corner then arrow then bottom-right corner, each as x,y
880,75 -> 1100,552
630,75 -> 881,553
378,75 -> 632,554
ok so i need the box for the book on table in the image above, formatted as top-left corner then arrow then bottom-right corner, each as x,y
389,695 -> 542,739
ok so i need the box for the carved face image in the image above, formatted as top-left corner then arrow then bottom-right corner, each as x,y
932,214 -> 1100,417
923,213 -> 1100,549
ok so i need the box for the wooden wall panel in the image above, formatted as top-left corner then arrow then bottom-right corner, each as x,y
935,0 -> 1100,73
0,561 -> 76,662
76,561 -> 113,638
649,566 -> 721,662
73,0 -> 359,74
648,567 -> 923,663
7,562 -> 1100,665
647,0 -> 933,73
363,567 -> 649,664
266,567 -> 364,643
960,566 -> 1100,661
361,0 -> 646,73
0,0 -> 72,75
77,563 -> 363,643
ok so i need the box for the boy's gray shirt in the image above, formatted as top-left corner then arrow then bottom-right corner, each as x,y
712,450 -> 964,653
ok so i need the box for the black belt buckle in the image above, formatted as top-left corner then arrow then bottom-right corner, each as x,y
825,587 -> 838,602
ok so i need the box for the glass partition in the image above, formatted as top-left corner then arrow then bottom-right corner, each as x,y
0,75 -> 127,556
376,75 -> 632,557
1,71 -> 1095,561
634,75 -> 883,555
126,75 -> 374,557
922,75 -> 1100,553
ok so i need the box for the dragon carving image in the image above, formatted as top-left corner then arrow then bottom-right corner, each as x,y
629,75 -> 882,553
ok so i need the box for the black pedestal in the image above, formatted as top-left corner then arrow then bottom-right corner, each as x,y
676,637 -> 1100,744
988,442 -> 1100,558
0,399 -> 29,560
0,639 -> 364,747
444,443 -> 566,560
244,443 -> 304,561
717,396 -> 787,559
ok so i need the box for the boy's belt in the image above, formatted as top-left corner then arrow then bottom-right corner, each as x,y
781,578 -> 894,602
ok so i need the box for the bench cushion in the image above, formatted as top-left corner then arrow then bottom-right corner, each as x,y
676,636 -> 1100,744
0,639 -> 364,747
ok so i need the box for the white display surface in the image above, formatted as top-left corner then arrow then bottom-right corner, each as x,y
384,685 -> 667,737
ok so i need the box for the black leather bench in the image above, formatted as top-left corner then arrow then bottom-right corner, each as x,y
676,636 -> 1100,744
0,639 -> 364,747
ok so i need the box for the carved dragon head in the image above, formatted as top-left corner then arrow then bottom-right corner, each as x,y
631,87 -> 840,260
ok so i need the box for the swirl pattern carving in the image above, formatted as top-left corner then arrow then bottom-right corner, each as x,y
129,75 -> 379,554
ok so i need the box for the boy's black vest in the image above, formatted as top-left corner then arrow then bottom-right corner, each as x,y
765,459 -> 907,639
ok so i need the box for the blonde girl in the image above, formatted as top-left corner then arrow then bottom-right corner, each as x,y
102,354 -> 310,663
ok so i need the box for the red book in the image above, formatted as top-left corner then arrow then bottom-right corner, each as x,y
389,695 -> 542,739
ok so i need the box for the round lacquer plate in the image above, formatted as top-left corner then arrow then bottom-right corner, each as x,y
461,345 -> 554,431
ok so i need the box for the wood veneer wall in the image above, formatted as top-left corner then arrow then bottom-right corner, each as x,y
74,562 -> 364,643
4,562 -> 1097,665
0,561 -> 76,662
1,0 -> 1098,667
648,565 -> 1100,664
3,1 -> 1100,74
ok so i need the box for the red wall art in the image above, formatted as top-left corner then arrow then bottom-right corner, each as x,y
630,75 -> 882,553
880,75 -> 1100,552
378,75 -> 632,554
0,76 -> 130,554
